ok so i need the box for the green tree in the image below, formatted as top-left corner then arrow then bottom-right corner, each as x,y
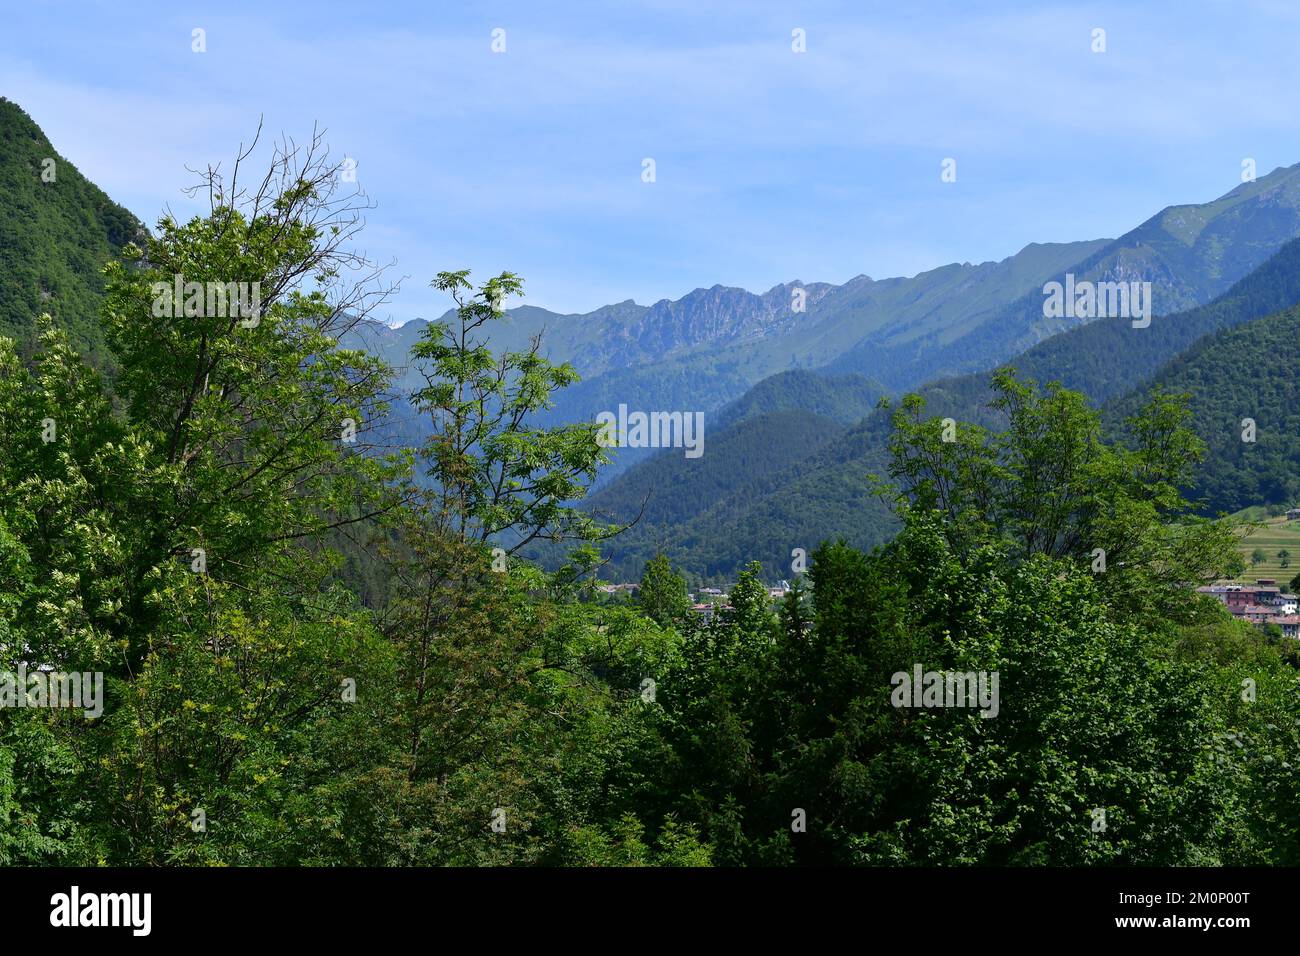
377,270 -> 652,864
99,132 -> 406,674
879,370 -> 1243,624
0,133 -> 408,864
393,270 -> 614,781
408,270 -> 611,555
637,553 -> 691,628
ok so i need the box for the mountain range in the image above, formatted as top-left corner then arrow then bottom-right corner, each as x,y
9,95 -> 1300,582
349,160 -> 1300,490
583,204 -> 1300,580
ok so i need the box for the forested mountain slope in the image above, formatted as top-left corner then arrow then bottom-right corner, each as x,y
589,233 -> 1300,579
0,97 -> 144,361
1105,302 -> 1300,514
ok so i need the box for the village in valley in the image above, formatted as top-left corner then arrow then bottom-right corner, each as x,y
596,580 -> 794,621
1198,506 -> 1300,638
1197,579 -> 1300,638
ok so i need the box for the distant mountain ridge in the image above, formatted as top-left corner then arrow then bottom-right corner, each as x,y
348,238 -> 1109,481
824,163 -> 1300,389
356,162 -> 1300,494
585,231 -> 1300,580
356,237 -> 1106,412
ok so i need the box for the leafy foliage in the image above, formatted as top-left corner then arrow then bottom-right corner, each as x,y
1,121 -> 1297,870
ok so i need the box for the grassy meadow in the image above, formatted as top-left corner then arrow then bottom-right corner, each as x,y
1232,507 -> 1300,584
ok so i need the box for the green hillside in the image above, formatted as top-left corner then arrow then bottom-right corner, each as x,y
0,97 -> 143,361
1232,513 -> 1300,584
712,369 -> 886,430
1105,301 -> 1300,515
581,407 -> 848,580
577,372 -> 884,579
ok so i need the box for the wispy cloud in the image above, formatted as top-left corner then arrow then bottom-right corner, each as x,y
4,0 -> 1300,319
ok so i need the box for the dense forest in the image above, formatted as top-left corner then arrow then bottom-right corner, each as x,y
3,129 -> 1300,867
1105,303 -> 1300,514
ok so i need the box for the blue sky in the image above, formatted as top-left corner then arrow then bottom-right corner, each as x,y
5,0 -> 1300,324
